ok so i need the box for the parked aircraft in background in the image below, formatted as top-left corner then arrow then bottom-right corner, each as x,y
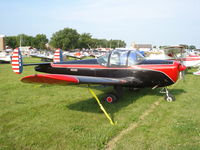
30,53 -> 54,62
147,46 -> 200,75
0,51 -> 11,63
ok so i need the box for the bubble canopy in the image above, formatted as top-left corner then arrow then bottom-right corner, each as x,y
97,49 -> 145,67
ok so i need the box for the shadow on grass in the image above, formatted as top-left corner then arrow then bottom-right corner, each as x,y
67,87 -> 186,116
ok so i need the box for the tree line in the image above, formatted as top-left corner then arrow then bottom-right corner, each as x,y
159,44 -> 196,50
5,28 -> 126,50
5,34 -> 48,49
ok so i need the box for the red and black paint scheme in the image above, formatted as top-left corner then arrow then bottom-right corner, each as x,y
12,48 -> 186,103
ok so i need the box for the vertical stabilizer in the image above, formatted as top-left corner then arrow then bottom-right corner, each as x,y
11,48 -> 23,74
53,49 -> 63,63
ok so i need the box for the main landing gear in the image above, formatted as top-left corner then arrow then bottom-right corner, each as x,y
104,85 -> 123,103
160,87 -> 175,102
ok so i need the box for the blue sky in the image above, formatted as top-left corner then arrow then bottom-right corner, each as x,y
1,0 -> 200,48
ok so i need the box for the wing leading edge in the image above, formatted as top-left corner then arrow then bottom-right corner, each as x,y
21,74 -> 128,85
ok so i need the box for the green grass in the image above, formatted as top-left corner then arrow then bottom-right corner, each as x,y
0,58 -> 200,150
114,71 -> 200,150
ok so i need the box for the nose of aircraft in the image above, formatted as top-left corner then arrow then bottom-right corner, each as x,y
178,63 -> 187,72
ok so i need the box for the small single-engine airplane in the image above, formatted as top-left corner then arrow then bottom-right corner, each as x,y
12,48 -> 186,103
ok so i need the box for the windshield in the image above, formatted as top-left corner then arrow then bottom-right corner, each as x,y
128,51 -> 145,66
97,50 -> 145,67
97,52 -> 110,66
109,50 -> 128,66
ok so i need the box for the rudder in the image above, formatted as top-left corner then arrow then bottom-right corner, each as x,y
53,48 -> 63,63
11,48 -> 23,74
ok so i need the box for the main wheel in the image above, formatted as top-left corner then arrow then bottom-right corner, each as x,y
164,93 -> 175,102
104,93 -> 118,103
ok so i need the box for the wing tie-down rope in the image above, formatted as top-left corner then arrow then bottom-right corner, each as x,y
88,88 -> 115,125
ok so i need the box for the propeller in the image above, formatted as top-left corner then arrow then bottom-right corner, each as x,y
179,69 -> 185,80
179,47 -> 186,80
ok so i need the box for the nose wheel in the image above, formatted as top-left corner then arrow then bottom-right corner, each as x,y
160,87 -> 175,102
164,93 -> 175,102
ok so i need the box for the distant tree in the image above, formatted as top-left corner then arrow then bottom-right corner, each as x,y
16,34 -> 35,47
5,27 -> 127,50
50,28 -> 80,50
34,34 -> 48,49
5,36 -> 18,49
96,39 -> 107,48
179,44 -> 189,49
189,45 -> 196,50
78,33 -> 93,49
159,45 -> 168,49
6,34 -> 35,48
109,40 -> 126,48
89,39 -> 126,49
89,38 -> 98,48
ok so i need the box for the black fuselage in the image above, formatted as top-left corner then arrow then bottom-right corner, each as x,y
34,59 -> 175,88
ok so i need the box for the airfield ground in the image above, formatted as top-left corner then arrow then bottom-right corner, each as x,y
0,58 -> 200,150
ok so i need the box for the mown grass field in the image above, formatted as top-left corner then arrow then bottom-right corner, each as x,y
0,58 -> 200,150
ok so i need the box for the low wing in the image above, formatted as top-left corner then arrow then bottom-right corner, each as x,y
30,54 -> 53,61
65,54 -> 86,60
21,74 -> 129,85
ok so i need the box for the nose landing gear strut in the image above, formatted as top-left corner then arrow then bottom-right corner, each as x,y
160,87 -> 175,102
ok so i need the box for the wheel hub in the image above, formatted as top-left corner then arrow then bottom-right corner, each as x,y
166,97 -> 173,102
106,97 -> 113,103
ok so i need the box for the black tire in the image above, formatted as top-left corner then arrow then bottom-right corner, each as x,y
164,93 -> 175,102
104,93 -> 118,103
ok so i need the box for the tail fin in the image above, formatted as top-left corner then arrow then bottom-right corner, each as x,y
11,48 -> 23,74
53,48 -> 63,63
